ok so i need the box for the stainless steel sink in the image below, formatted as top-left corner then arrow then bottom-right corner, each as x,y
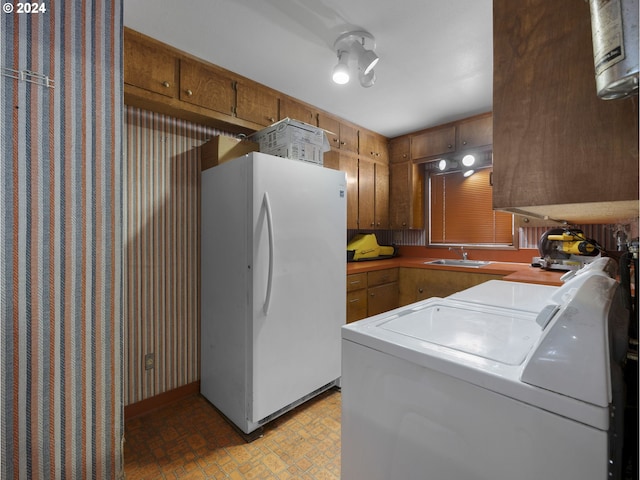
424,259 -> 492,268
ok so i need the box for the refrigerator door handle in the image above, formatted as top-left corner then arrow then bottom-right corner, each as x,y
262,192 -> 274,315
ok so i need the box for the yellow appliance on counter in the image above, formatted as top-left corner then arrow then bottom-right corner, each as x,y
347,233 -> 397,262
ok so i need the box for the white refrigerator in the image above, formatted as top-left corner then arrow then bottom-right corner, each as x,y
200,152 -> 346,435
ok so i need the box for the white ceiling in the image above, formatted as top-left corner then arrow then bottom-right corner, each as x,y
123,0 -> 493,138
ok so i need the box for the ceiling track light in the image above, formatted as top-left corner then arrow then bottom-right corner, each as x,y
332,30 -> 379,87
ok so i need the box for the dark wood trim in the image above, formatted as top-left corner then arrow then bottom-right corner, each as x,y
124,381 -> 200,420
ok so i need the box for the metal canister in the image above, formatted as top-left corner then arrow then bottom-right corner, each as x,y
588,0 -> 639,99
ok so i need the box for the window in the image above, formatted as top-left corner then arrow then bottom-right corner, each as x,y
429,168 -> 514,246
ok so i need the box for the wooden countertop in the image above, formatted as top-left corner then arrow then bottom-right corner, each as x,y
346,256 -> 565,286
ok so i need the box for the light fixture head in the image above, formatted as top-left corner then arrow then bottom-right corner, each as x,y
358,68 -> 376,88
463,169 -> 475,177
332,51 -> 350,84
438,159 -> 448,171
332,30 -> 379,86
462,154 -> 476,167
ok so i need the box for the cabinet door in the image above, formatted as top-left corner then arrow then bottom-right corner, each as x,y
340,153 -> 359,229
389,161 -> 424,230
368,282 -> 399,316
347,290 -> 368,323
360,129 -> 388,162
339,123 -> 359,153
457,115 -> 492,150
493,0 -> 638,219
318,114 -> 341,150
280,97 -> 316,125
389,137 -> 410,163
179,59 -> 235,115
411,126 -> 456,160
124,29 -> 178,98
374,163 -> 389,229
399,268 -> 503,306
235,80 -> 278,127
358,159 -> 376,229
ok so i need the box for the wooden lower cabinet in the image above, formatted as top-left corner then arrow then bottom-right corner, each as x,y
346,273 -> 368,323
366,269 -> 399,317
398,268 -> 503,306
346,269 -> 399,323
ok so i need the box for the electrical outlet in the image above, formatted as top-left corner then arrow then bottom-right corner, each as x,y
144,353 -> 154,371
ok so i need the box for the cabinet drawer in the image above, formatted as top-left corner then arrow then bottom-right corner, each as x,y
347,290 -> 368,324
367,268 -> 398,288
346,273 -> 368,292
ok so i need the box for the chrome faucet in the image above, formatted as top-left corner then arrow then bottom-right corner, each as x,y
449,246 -> 468,260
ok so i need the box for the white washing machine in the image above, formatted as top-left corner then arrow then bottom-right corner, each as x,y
341,270 -> 628,480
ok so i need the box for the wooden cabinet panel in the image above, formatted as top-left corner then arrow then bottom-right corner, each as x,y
399,268 -> 503,306
360,129 -> 388,162
322,148 -> 340,170
347,273 -> 367,292
389,137 -> 410,163
340,153 -> 359,229
279,97 -> 316,125
124,29 -> 178,98
368,268 -> 398,287
179,59 -> 234,116
457,114 -> 492,150
368,282 -> 399,317
318,114 -> 341,148
389,161 -> 424,230
411,126 -> 456,160
235,80 -> 278,127
492,0 -> 638,222
318,114 -> 359,153
374,163 -> 389,229
347,290 -> 368,323
339,123 -> 359,154
358,159 -> 376,229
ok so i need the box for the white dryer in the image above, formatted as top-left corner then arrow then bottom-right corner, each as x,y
341,270 -> 628,480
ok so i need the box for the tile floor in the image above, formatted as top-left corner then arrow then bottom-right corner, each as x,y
124,388 -> 341,479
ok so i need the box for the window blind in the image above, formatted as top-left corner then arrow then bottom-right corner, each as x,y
430,168 -> 513,245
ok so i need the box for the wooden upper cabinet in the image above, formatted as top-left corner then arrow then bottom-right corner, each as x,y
457,114 -> 492,150
411,125 -> 456,160
279,97 -> 316,125
493,0 -> 638,222
179,59 -> 235,116
374,162 -> 389,229
359,129 -> 389,163
358,159 -> 376,229
389,136 -> 410,163
410,113 -> 493,161
340,153 -> 360,229
124,29 -> 179,98
318,114 -> 359,153
235,80 -> 278,127
389,161 -> 424,230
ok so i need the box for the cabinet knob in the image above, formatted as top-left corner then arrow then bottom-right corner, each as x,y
447,144 -> 453,149
418,288 -> 424,293
462,141 -> 467,145
185,89 -> 193,96
333,138 -> 339,144
162,81 -> 171,88
267,117 -> 275,123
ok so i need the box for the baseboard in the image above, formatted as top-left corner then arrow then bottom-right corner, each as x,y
124,381 -> 200,420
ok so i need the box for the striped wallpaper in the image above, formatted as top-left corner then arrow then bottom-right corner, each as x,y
1,1 -> 124,479
123,106 -> 230,405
